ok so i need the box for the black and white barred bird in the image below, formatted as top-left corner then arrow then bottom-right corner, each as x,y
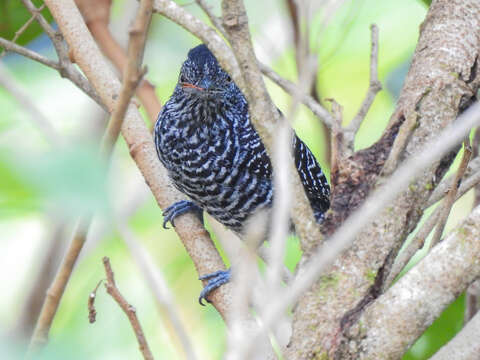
154,44 -> 330,304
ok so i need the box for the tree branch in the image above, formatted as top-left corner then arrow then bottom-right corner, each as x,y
0,37 -> 60,69
102,257 -> 155,360
28,0 -> 153,353
221,0 -> 324,255
39,0 -> 263,342
429,140 -> 472,248
286,0 -> 480,355
341,204 -> 480,358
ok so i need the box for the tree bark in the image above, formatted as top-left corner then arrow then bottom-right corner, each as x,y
286,0 -> 480,358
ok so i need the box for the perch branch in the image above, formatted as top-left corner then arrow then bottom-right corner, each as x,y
41,0 -> 265,347
103,257 -> 154,360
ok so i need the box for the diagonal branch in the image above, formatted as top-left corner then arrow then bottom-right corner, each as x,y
429,140 -> 472,249
102,257 -> 155,360
346,24 -> 381,137
341,204 -> 480,358
40,0 -> 263,344
28,0 -> 153,353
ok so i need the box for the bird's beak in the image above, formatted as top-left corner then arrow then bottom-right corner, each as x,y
181,77 -> 212,92
182,83 -> 204,91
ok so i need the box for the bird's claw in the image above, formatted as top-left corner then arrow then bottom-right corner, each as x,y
162,200 -> 202,229
198,269 -> 231,306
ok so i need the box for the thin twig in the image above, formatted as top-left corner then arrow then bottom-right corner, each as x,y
429,139 -> 472,249
386,164 -> 480,287
117,221 -> 198,360
195,0 -> 226,36
427,157 -> 480,207
87,280 -> 103,324
0,4 -> 46,59
382,111 -> 418,176
259,62 -> 335,128
0,37 -> 60,69
345,24 -> 381,149
20,0 -> 106,110
385,204 -> 441,288
103,257 -> 155,360
222,0 -> 323,257
464,127 -> 480,324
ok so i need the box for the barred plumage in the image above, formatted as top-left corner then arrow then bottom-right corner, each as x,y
154,45 -> 330,303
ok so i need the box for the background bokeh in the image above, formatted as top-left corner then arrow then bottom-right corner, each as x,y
0,0 -> 469,359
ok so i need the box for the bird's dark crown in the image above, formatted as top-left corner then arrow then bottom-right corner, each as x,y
178,44 -> 235,96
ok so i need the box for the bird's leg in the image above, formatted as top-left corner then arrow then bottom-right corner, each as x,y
162,200 -> 203,229
198,268 -> 231,305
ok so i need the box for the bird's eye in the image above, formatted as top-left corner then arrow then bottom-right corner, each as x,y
226,75 -> 232,83
180,74 -> 187,83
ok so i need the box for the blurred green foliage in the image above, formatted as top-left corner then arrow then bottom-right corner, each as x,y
0,143 -> 108,218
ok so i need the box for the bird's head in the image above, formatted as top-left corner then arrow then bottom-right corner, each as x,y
177,44 -> 238,102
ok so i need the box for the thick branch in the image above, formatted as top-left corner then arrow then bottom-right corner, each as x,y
341,205 -> 480,359
287,0 -> 480,357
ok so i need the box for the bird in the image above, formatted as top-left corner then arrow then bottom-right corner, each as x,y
154,44 -> 330,305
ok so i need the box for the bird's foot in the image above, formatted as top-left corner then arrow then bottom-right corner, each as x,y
162,200 -> 202,229
198,269 -> 231,306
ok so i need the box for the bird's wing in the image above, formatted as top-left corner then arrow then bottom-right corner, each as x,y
293,135 -> 330,221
